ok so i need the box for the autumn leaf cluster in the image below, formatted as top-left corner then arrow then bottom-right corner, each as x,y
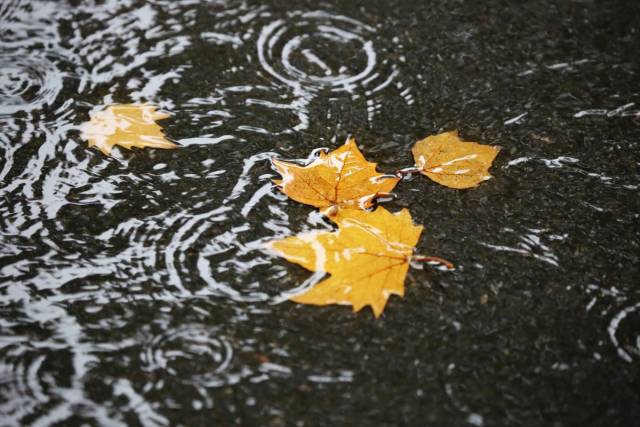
269,133 -> 500,317
80,104 -> 500,317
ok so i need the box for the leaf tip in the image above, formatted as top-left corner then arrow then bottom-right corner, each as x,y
369,304 -> 384,319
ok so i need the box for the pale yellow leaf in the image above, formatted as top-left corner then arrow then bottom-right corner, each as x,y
272,138 -> 399,217
267,207 -> 423,318
412,131 -> 500,189
81,104 -> 177,155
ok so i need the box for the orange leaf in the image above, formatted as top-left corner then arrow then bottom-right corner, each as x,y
272,138 -> 399,216
412,131 -> 500,189
81,104 -> 177,155
267,207 -> 423,318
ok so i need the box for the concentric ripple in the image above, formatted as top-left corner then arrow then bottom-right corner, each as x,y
608,302 -> 640,363
140,325 -> 235,387
258,11 -> 377,92
256,10 -> 415,127
0,53 -> 64,115
0,353 -> 48,425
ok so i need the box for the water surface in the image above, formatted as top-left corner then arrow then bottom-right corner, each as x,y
1,0 -> 639,425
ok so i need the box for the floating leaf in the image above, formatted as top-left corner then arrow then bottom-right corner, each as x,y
272,138 -> 399,217
268,207 -> 423,318
412,131 -> 500,189
81,104 -> 177,155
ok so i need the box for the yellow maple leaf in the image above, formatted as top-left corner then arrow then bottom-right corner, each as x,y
268,207 -> 424,318
272,138 -> 399,216
81,104 -> 177,155
412,131 -> 500,189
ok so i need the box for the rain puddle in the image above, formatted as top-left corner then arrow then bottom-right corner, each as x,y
1,0 -> 639,425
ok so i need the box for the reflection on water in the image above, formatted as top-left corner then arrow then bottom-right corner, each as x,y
1,0 -> 639,425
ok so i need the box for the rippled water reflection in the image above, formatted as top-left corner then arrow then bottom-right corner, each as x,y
1,0 -> 639,425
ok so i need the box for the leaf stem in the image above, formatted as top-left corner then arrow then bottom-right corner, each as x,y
412,255 -> 454,270
375,192 -> 395,200
395,166 -> 420,177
